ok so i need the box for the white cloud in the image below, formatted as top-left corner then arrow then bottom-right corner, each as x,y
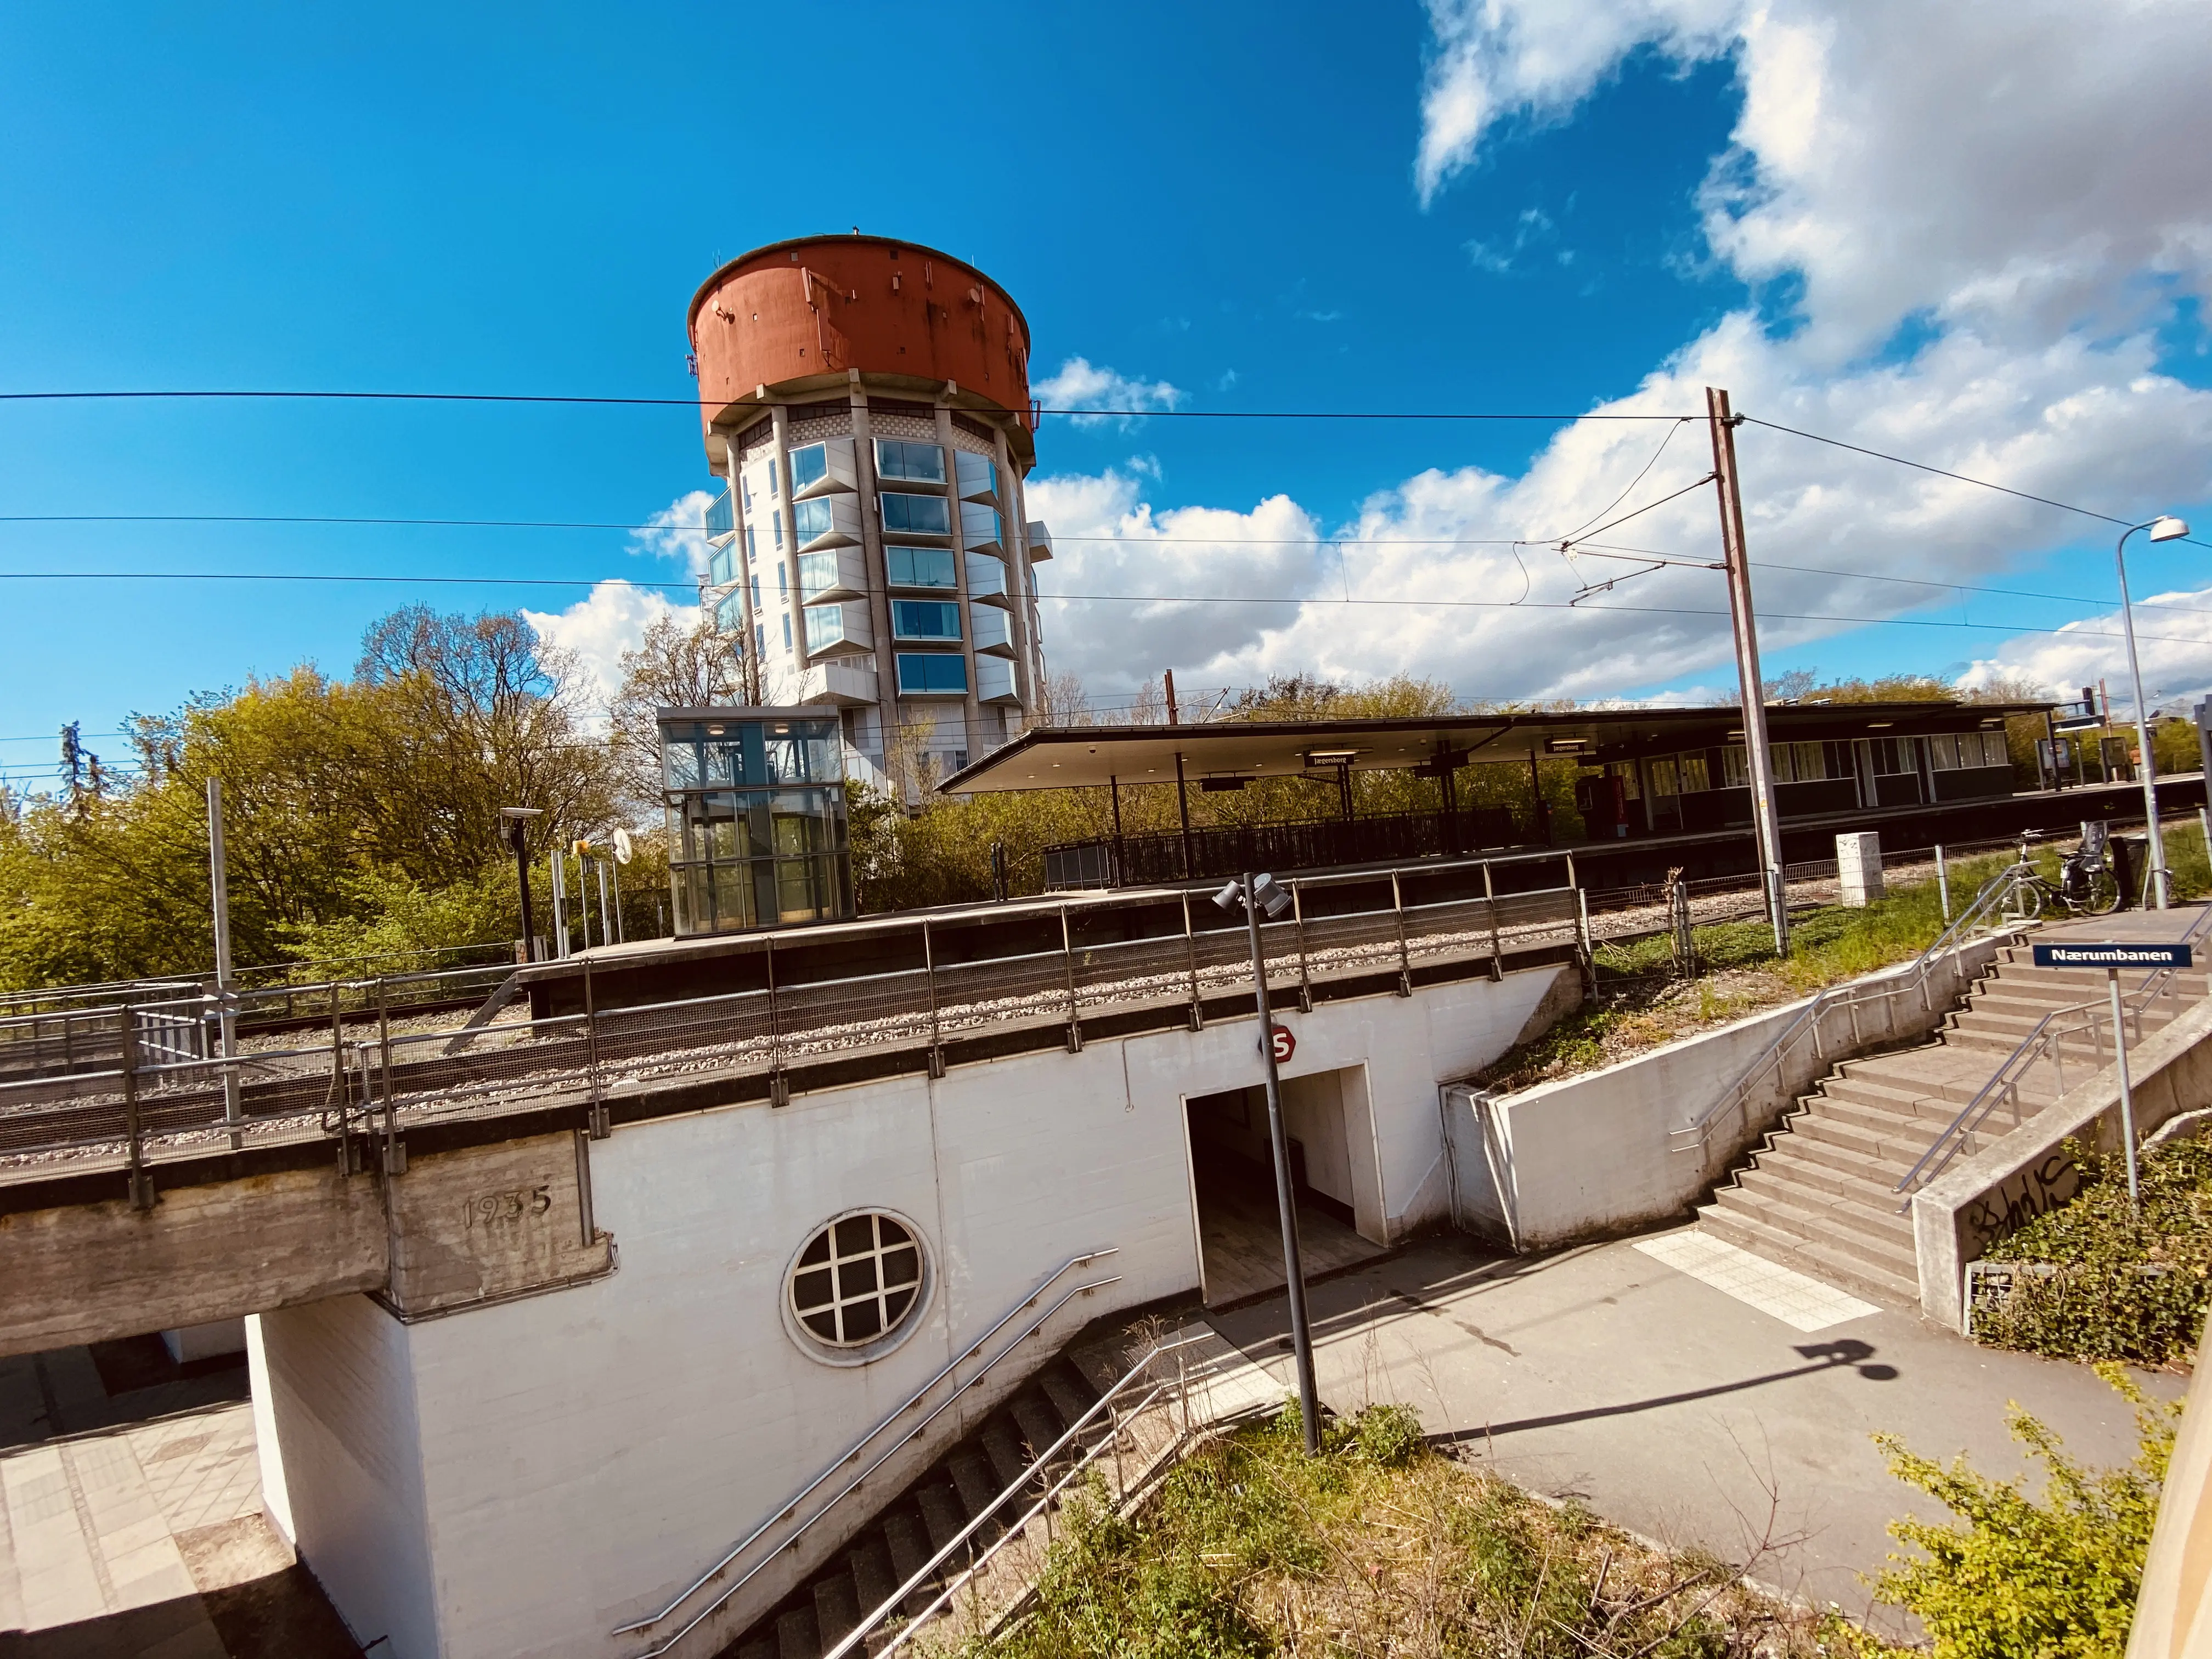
1032,357 -> 1186,428
1958,586 -> 2212,718
1417,0 -> 2212,359
523,580 -> 693,714
633,488 -> 718,577
1466,206 -> 1558,274
1011,0 -> 2212,707
1030,320 -> 2212,701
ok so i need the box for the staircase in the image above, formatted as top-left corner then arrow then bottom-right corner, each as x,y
1697,933 -> 2210,1305
721,1355 -> 1103,1659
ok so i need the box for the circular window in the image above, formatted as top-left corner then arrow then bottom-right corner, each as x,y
787,1212 -> 927,1355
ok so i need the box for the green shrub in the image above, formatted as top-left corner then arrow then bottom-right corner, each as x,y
1974,1135 -> 2212,1367
1874,1367 -> 2178,1659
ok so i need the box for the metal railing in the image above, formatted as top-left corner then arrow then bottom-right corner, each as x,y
1669,860 -> 2035,1159
0,871 -> 1585,1174
822,1330 -> 1251,1659
1892,902 -> 2212,1205
614,1249 -> 1121,1658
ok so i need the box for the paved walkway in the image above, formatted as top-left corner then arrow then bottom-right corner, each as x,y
1209,1230 -> 2185,1631
0,1390 -> 358,1657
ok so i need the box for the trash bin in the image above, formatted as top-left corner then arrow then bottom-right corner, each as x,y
2109,832 -> 2147,911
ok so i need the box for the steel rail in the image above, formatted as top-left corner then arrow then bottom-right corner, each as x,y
611,1250 -> 1119,1646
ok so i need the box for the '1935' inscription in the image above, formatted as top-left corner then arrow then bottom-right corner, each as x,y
465,1186 -> 552,1231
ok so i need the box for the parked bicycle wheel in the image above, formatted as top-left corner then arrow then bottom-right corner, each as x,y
2076,864 -> 2123,915
2004,877 -> 2045,922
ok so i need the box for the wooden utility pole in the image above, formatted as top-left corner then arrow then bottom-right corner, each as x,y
1707,387 -> 1788,955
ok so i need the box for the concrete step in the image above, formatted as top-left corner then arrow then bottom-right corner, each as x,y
814,1572 -> 860,1651
1752,1132 -> 1915,1196
1949,1003 -> 2180,1043
1787,1108 -> 1946,1168
880,1507 -> 938,1615
1728,1167 -> 1915,1248
1804,1089 -> 1956,1137
979,1417 -> 1031,1494
1694,1205 -> 1920,1307
1009,1393 -> 1065,1463
1037,1364 -> 1096,1434
916,1479 -> 967,1555
847,1532 -> 899,1623
775,1605 -> 819,1659
1706,1183 -> 1915,1277
946,1448 -> 1002,1528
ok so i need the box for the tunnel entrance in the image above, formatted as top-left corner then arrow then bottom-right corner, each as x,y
1182,1065 -> 1390,1307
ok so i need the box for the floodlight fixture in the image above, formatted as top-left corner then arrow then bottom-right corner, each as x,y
1212,879 -> 1243,913
1250,872 -> 1292,919
2149,516 -> 2190,543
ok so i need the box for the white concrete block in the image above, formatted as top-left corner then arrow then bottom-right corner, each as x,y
1837,831 -> 1883,906
161,1318 -> 247,1365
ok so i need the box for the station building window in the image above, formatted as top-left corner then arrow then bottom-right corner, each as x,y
874,439 -> 945,483
894,653 -> 968,696
881,492 -> 952,536
786,1211 -> 928,1362
886,545 -> 957,589
891,599 -> 961,641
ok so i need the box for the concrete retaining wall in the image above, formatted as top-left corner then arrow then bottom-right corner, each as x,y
1451,936 -> 2006,1250
1913,995 -> 2212,1331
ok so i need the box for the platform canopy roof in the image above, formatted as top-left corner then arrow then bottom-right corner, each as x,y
935,701 -> 2054,794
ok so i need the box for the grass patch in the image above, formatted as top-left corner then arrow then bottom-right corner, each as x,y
968,1403 -> 1851,1659
1480,827 -> 2212,1096
1972,1132 -> 2212,1368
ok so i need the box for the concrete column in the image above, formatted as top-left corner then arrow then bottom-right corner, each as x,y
850,376 -> 896,759
1837,832 -> 1883,906
771,403 -> 807,685
993,421 -> 1036,722
936,399 -> 982,768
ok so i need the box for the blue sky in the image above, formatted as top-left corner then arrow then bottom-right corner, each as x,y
4,0 -> 2211,788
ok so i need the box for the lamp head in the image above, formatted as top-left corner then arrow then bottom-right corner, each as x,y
1250,872 -> 1293,919
2149,515 -> 2191,543
1212,880 -> 1243,914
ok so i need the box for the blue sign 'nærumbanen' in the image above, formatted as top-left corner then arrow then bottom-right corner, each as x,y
2031,941 -> 2194,969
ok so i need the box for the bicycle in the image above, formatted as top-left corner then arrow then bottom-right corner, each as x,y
1996,829 -> 2122,921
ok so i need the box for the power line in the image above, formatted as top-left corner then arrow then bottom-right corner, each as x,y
0,388 -> 1695,420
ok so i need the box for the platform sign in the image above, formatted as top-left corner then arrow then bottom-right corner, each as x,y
1269,1024 -> 1296,1063
2032,941 -> 2193,969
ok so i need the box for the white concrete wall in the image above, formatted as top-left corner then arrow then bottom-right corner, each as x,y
1464,938 -> 2004,1249
264,961 -> 1571,1658
258,1295 -> 439,1659
1914,995 -> 2212,1330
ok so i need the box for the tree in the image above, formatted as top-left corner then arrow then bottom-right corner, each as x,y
609,614 -> 749,816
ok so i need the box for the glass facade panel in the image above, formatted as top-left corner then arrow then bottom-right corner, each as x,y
789,443 -> 827,490
793,498 -> 834,541
708,545 -> 736,586
959,501 -> 1002,543
956,451 -> 997,497
875,439 -> 946,483
805,605 -> 848,650
715,593 -> 745,631
881,492 -> 952,535
768,459 -> 778,497
895,653 -> 968,696
886,545 -> 957,588
658,713 -> 852,936
798,551 -> 839,599
706,488 -> 734,540
891,600 -> 961,640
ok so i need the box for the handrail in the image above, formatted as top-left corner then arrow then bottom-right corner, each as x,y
611,1248 -> 1119,1647
820,1330 -> 1228,1659
1672,863 -> 2031,1156
1892,902 -> 2212,1203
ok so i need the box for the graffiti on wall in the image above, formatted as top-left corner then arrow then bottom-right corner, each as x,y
1960,1147 -> 2079,1246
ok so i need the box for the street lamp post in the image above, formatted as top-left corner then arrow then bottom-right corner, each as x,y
500,808 -> 545,962
1214,871 -> 1321,1455
2114,516 -> 2192,910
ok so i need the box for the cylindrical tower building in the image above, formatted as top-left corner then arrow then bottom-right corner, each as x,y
687,234 -> 1052,791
